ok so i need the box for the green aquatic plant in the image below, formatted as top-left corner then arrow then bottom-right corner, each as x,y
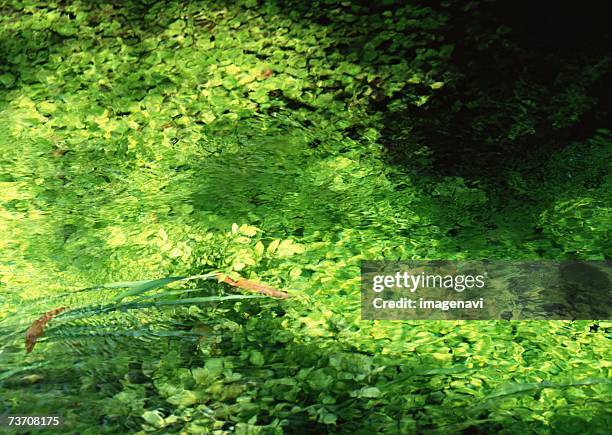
0,0 -> 610,433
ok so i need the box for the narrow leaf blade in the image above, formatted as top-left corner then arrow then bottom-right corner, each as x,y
113,277 -> 185,302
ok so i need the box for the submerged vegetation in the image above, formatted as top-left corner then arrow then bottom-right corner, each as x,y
0,0 -> 610,433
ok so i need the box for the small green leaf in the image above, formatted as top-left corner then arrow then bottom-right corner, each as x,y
249,350 -> 265,366
167,390 -> 198,407
267,239 -> 281,255
254,241 -> 264,256
0,73 -> 16,87
142,411 -> 165,428
321,413 -> 337,424
239,224 -> 258,236
358,387 -> 382,398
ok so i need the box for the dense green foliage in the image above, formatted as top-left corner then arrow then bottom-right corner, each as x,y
1,1 -> 610,433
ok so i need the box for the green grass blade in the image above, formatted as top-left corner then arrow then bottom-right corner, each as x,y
120,294 -> 266,309
113,276 -> 186,302
101,279 -> 179,289
480,378 -> 611,402
111,273 -> 220,302
54,294 -> 266,323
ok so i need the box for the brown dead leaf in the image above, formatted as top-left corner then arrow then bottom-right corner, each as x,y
261,68 -> 273,79
222,275 -> 290,299
25,307 -> 67,353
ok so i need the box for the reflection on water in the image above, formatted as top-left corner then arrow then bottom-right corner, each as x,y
0,113 -> 424,425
